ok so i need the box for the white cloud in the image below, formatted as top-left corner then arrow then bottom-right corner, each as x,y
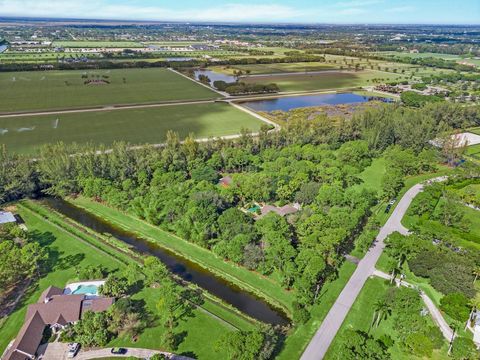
0,0 -> 305,22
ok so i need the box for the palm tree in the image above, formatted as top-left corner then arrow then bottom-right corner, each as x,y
472,266 -> 480,284
465,293 -> 480,330
371,299 -> 391,329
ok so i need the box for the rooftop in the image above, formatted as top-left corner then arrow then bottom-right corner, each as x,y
3,285 -> 114,360
0,211 -> 16,224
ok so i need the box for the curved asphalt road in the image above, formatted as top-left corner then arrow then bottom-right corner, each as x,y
300,178 -> 446,360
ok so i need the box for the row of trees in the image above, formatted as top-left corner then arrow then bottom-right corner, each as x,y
213,80 -> 279,95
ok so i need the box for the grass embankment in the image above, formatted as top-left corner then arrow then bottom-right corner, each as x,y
0,102 -> 263,154
277,262 -> 356,360
466,143 -> 480,162
22,200 -> 256,330
0,68 -> 217,113
242,70 -> 404,92
0,202 -> 253,360
324,277 -> 450,360
69,196 -> 294,315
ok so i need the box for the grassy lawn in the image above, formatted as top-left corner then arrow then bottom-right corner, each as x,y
0,68 -> 217,113
466,143 -> 480,161
277,262 -> 356,360
468,127 -> 480,136
402,196 -> 480,251
0,203 -> 250,359
354,157 -> 387,195
0,102 -> 263,154
211,62 -> 339,75
107,287 -> 240,360
324,278 -> 449,360
242,70 -> 404,92
69,196 -> 294,314
0,205 -> 122,354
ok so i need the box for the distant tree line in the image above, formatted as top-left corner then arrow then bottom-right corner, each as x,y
214,80 -> 279,95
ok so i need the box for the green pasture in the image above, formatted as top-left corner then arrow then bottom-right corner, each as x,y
0,102 -> 263,154
212,62 -> 338,75
374,51 -> 463,60
0,68 -> 217,113
243,70 -> 405,92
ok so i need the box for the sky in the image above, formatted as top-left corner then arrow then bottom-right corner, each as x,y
0,0 -> 478,25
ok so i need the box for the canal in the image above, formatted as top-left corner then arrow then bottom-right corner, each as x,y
43,197 -> 289,326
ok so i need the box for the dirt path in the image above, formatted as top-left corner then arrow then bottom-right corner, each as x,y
0,99 -> 217,119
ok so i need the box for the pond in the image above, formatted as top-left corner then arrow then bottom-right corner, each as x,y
240,92 -> 393,112
164,57 -> 194,62
43,198 -> 289,326
194,69 -> 236,84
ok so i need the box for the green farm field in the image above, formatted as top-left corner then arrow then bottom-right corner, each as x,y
374,51 -> 463,60
212,62 -> 338,75
243,70 -> 405,92
0,68 -> 217,113
0,102 -> 263,154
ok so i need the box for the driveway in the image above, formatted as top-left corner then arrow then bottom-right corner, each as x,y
37,343 -> 193,360
300,180 -> 434,360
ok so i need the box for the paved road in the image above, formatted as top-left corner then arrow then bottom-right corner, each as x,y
300,182 -> 428,360
0,99 -> 217,119
373,270 -> 454,341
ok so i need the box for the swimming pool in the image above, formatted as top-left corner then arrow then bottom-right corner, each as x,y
64,280 -> 105,296
72,284 -> 99,295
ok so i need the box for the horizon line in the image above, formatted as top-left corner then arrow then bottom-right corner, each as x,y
1,15 -> 479,27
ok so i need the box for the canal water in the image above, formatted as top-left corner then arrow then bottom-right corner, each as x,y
43,197 -> 289,326
194,69 -> 237,83
240,92 -> 393,112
